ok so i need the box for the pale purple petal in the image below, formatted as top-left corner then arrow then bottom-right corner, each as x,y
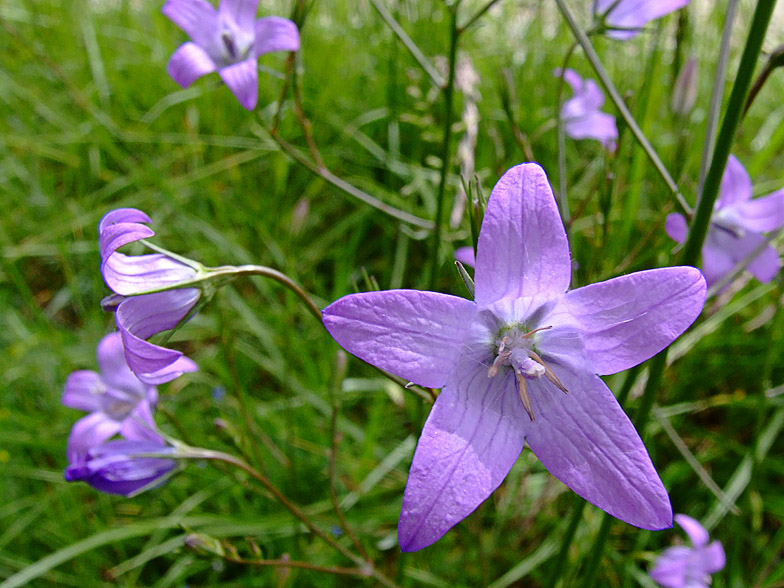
66,413 -> 121,463
665,213 -> 688,244
167,42 -> 217,88
704,226 -> 781,285
600,0 -> 690,40
398,362 -> 525,551
98,208 -> 151,235
62,370 -> 104,412
102,252 -> 197,296
697,541 -> 726,574
564,110 -> 618,148
560,74 -> 605,118
322,290 -> 477,388
254,16 -> 300,56
674,514 -> 709,548
454,246 -> 476,268
98,210 -> 154,262
562,267 -> 706,375
718,154 -> 753,208
219,58 -> 258,110
162,0 -> 220,48
649,546 -> 691,588
116,289 -> 200,384
219,0 -> 260,32
723,188 -> 784,233
523,364 -> 672,530
701,239 -> 737,288
474,163 -> 571,307
95,332 -> 150,397
120,401 -> 162,443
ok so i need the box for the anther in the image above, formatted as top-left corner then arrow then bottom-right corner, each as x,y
222,33 -> 238,60
529,351 -> 568,394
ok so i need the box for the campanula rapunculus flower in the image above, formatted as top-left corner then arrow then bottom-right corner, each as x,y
323,163 -> 707,551
163,0 -> 300,110
100,208 -> 199,384
594,0 -> 690,40
666,155 -> 784,288
649,514 -> 725,588
557,69 -> 618,150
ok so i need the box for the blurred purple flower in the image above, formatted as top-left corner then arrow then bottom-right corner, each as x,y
163,0 -> 300,110
594,0 -> 690,40
454,246 -> 476,268
557,69 -> 618,150
100,208 -> 199,384
323,163 -> 706,551
666,155 -> 784,288
650,514 -> 725,588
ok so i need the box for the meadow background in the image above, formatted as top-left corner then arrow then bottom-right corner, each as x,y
2,0 -> 784,586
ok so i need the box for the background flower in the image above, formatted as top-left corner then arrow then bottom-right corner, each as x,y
556,68 -> 618,150
650,514 -> 725,588
594,0 -> 690,40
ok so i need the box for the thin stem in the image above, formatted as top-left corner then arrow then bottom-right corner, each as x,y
697,0 -> 739,199
744,42 -> 784,117
290,58 -> 326,170
555,42 -> 578,227
684,0 -> 777,267
427,4 -> 460,289
458,0 -> 504,33
222,555 -> 371,577
368,0 -> 445,88
581,515 -> 613,588
271,53 -> 296,134
553,0 -> 691,215
543,500 -> 586,587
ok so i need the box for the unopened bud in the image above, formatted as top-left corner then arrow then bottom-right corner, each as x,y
671,58 -> 698,116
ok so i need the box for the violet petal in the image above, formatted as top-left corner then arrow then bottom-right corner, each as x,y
219,58 -> 259,110
95,332 -> 151,399
718,154 -> 753,208
674,513 -> 709,548
103,252 -> 197,296
649,546 -> 691,588
167,42 -> 218,88
698,540 -> 726,574
564,110 -> 618,148
66,412 -> 121,463
254,16 -> 300,56
724,188 -> 784,233
220,0 -> 260,32
665,213 -> 688,244
62,370 -> 104,412
162,0 -> 220,49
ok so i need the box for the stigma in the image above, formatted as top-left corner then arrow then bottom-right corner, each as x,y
487,325 -> 567,421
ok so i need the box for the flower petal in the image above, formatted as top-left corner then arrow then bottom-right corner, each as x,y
322,290 -> 477,389
116,290 -> 200,384
474,163 -> 571,307
719,154 -> 753,208
704,226 -> 781,285
96,332 -> 150,398
120,401 -> 163,444
254,16 -> 300,56
561,267 -> 706,375
167,42 -> 217,88
98,208 -> 154,263
724,188 -> 784,233
66,413 -> 121,464
219,0 -> 260,32
564,110 -> 617,148
674,513 -> 709,548
454,246 -> 476,268
698,540 -> 726,574
162,0 -> 220,49
62,370 -> 104,412
649,546 -> 691,588
102,252 -> 197,296
398,363 -> 525,551
665,213 -> 688,244
601,0 -> 689,40
219,58 -> 258,110
523,364 -> 672,530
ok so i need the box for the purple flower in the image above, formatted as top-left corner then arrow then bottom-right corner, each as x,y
100,208 -> 199,384
650,514 -> 725,588
594,0 -> 690,40
557,69 -> 618,150
163,0 -> 300,110
323,163 -> 706,551
454,246 -> 476,268
666,155 -> 784,288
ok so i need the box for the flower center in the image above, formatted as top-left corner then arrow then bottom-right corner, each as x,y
487,325 -> 567,421
221,32 -> 239,61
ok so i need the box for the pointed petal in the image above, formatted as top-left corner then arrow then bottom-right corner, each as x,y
454,246 -> 476,268
322,290 -> 476,389
98,210 -> 154,263
698,540 -> 726,574
474,163 -> 571,307
96,332 -> 150,396
219,58 -> 258,110
115,290 -> 200,384
704,226 -> 781,285
562,267 -> 706,375
254,16 -> 300,56
604,0 -> 689,37
724,188 -> 784,233
523,365 -> 672,530
674,513 -> 709,548
398,363 -> 525,551
719,154 -> 753,208
62,370 -> 104,412
98,208 -> 151,235
162,0 -> 220,48
167,42 -> 217,88
102,252 -> 197,296
66,413 -> 121,464
649,546 -> 691,588
120,401 -> 164,444
219,0 -> 260,32
665,213 -> 688,244
564,110 -> 617,148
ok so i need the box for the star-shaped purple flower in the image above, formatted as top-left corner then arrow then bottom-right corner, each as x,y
323,163 -> 706,551
649,514 -> 725,588
666,155 -> 784,288
594,0 -> 690,40
100,209 -> 200,384
163,0 -> 300,110
557,69 -> 618,150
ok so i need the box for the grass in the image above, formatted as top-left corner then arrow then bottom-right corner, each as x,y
1,0 -> 783,586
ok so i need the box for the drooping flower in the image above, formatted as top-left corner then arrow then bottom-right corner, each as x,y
100,208 -> 199,384
323,163 -> 706,551
163,0 -> 300,110
594,0 -> 690,40
666,155 -> 784,288
556,69 -> 618,150
650,514 -> 725,588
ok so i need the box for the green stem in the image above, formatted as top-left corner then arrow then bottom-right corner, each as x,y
685,0 -> 777,265
555,42 -> 578,227
427,5 -> 459,289
458,0 -> 504,33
